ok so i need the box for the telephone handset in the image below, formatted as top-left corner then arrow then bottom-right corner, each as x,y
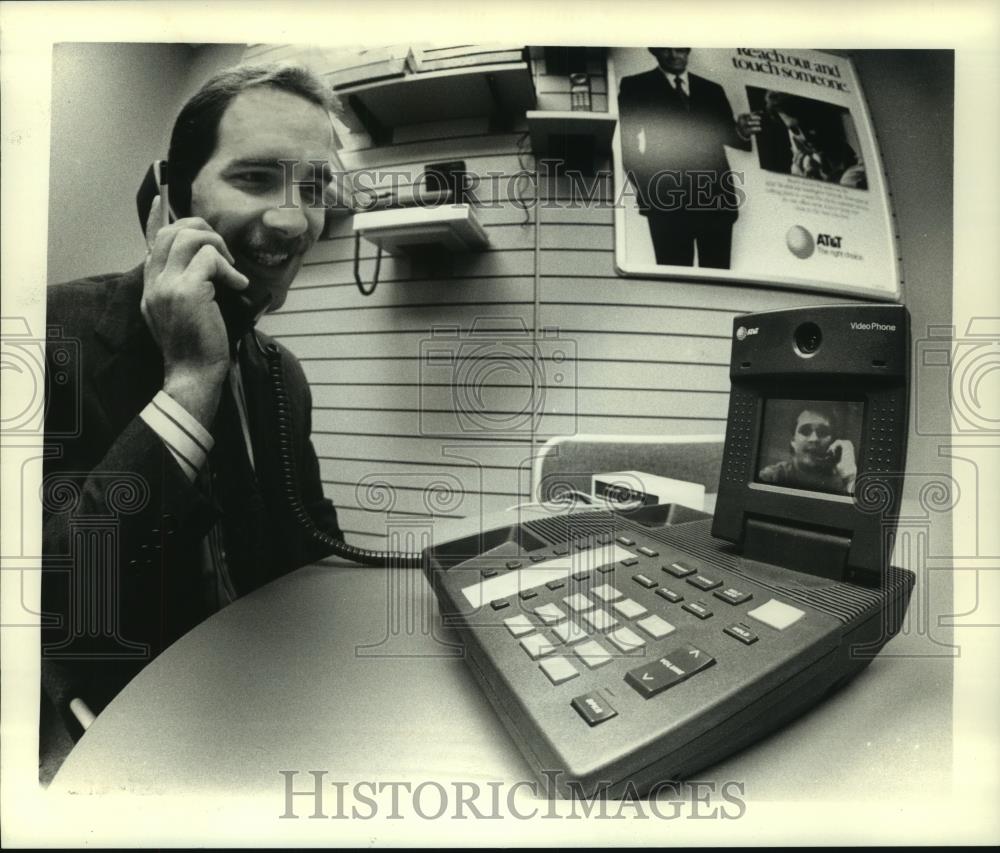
136,160 -> 272,347
135,161 -> 422,569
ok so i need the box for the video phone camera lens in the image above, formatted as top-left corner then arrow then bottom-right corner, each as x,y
794,322 -> 822,356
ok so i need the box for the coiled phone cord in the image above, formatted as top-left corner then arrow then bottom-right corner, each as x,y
260,337 -> 424,568
353,232 -> 383,297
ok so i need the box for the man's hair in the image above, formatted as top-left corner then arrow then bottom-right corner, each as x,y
167,63 -> 333,216
792,405 -> 840,438
763,89 -> 849,147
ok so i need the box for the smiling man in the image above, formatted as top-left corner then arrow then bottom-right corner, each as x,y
41,65 -> 345,756
758,406 -> 857,495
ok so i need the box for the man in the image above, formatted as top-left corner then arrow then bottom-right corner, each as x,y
617,48 -> 761,268
758,407 -> 857,495
760,90 -> 867,189
41,64 -> 344,743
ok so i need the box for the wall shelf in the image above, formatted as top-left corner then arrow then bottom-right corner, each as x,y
332,62 -> 536,139
525,110 -> 618,154
352,205 -> 490,255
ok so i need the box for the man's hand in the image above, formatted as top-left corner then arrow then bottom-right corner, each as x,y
828,439 -> 857,490
142,194 -> 249,428
736,111 -> 763,140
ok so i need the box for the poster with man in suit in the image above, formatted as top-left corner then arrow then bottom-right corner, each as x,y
611,48 -> 898,299
617,47 -> 761,269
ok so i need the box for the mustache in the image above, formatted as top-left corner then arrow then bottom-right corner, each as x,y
241,231 -> 311,257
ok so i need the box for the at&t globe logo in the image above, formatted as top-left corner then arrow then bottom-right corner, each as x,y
786,225 -> 815,259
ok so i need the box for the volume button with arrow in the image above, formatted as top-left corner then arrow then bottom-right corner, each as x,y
624,643 -> 716,698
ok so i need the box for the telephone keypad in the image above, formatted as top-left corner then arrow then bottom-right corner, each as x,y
492,533 -> 803,731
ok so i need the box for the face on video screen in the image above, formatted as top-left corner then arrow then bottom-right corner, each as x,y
756,399 -> 864,496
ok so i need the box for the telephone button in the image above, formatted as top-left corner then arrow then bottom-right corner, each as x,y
481,568 -> 498,578
636,546 -> 659,557
592,583 -> 623,603
574,640 -> 614,669
687,574 -> 722,591
520,633 -> 557,660
637,614 -> 676,640
632,573 -> 658,589
506,560 -> 523,570
616,536 -> 636,546
625,644 -> 715,698
683,601 -> 713,620
571,691 -> 619,726
655,587 -> 683,604
724,623 -> 759,645
714,587 -> 753,606
747,599 -> 805,630
563,593 -> 595,614
539,656 -> 579,685
582,609 -> 618,634
612,598 -> 648,620
534,603 -> 566,625
608,626 -> 646,652
620,557 -> 640,567
518,589 -> 539,601
504,614 -> 534,637
552,620 -> 589,645
490,599 -> 511,611
664,562 -> 696,578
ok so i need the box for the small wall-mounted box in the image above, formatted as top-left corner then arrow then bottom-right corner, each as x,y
352,204 -> 490,255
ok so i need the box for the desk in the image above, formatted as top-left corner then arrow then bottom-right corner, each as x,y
52,523 -> 952,802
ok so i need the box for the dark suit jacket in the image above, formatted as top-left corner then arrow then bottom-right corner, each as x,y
42,265 -> 342,717
617,67 -> 750,216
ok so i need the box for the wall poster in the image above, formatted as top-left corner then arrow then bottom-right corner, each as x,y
611,48 -> 900,299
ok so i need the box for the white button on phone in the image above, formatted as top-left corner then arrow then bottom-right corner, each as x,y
746,599 -> 805,631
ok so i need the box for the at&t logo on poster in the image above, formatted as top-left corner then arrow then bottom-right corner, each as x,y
785,226 -> 862,261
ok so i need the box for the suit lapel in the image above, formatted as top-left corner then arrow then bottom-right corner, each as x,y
92,266 -> 165,434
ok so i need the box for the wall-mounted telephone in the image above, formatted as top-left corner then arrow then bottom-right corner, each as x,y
135,161 -> 422,569
136,160 -> 272,348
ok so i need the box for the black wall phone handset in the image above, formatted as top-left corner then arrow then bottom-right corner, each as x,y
136,161 -> 422,568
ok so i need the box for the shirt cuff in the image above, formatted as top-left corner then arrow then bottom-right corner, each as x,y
139,390 -> 215,482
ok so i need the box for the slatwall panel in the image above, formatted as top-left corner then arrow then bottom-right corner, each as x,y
251,45 -> 833,546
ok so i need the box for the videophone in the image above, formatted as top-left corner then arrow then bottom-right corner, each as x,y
425,303 -> 914,798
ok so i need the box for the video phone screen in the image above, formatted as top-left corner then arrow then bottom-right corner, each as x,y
755,399 -> 864,496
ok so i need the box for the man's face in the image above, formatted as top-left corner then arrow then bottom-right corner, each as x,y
790,410 -> 834,470
189,86 -> 335,310
776,111 -> 821,152
650,48 -> 691,75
